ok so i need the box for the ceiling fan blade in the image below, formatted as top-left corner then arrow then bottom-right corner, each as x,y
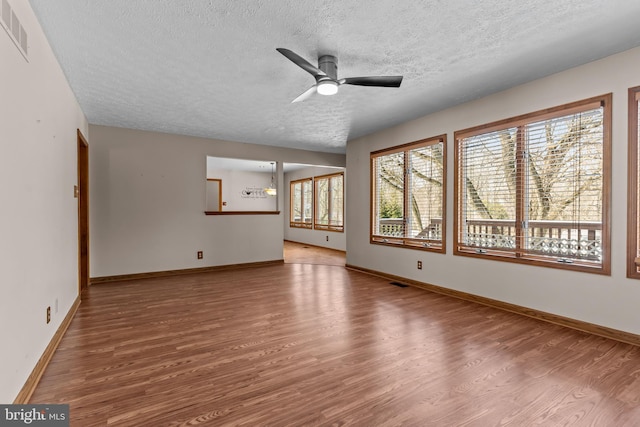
339,76 -> 403,88
277,48 -> 327,82
291,85 -> 317,103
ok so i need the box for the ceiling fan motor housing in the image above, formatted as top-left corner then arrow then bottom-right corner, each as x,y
318,55 -> 338,80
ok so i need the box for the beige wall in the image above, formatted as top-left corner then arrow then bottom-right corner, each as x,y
89,125 -> 345,277
0,2 -> 88,402
347,46 -> 640,336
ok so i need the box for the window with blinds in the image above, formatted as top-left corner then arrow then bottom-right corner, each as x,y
627,87 -> 640,279
371,135 -> 446,253
455,94 -> 611,274
290,178 -> 313,228
315,173 -> 344,232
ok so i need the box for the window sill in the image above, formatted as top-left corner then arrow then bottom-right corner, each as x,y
371,237 -> 444,254
314,225 -> 344,233
454,247 -> 608,275
205,211 -> 280,215
290,223 -> 313,229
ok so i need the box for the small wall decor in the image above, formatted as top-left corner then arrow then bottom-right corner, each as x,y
241,187 -> 268,198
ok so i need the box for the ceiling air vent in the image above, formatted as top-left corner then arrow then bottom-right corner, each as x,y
1,0 -> 28,61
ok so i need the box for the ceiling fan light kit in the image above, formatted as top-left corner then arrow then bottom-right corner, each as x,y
276,48 -> 403,103
317,80 -> 338,96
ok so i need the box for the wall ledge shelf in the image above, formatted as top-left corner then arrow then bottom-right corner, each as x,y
205,211 -> 280,215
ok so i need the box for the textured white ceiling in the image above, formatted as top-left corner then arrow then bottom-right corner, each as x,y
28,0 -> 640,153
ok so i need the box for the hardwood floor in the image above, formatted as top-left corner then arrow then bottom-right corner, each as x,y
30,263 -> 639,426
284,240 -> 346,266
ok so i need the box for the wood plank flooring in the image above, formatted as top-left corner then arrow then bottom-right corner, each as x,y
284,240 -> 346,266
30,261 -> 640,426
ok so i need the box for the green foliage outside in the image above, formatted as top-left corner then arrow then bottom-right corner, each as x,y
379,198 -> 402,218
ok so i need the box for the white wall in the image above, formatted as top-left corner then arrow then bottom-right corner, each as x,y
347,46 -> 640,336
89,125 -> 345,277
283,166 -> 347,251
0,2 -> 88,402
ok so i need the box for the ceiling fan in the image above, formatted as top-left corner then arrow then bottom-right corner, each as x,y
276,48 -> 403,103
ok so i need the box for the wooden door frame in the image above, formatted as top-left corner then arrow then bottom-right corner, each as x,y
206,178 -> 223,211
77,129 -> 89,294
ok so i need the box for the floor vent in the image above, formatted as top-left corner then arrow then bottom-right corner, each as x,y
1,0 -> 28,61
390,281 -> 409,288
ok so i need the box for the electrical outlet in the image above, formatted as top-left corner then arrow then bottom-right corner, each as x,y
417,261 -> 423,270
326,235 -> 329,242
197,251 -> 203,259
46,306 -> 51,324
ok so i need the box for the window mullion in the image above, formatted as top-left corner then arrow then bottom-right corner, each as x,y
515,126 -> 527,257
404,150 -> 410,239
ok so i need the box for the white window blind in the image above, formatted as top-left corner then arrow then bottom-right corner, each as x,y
524,110 -> 603,261
330,175 -> 344,229
303,180 -> 312,224
292,182 -> 301,221
460,128 -> 518,251
316,178 -> 329,226
407,144 -> 444,242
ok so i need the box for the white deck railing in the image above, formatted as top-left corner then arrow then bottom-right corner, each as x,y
378,218 -> 601,260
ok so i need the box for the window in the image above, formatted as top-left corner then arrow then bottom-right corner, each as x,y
371,135 -> 446,253
315,173 -> 344,232
628,87 -> 640,278
290,178 -> 313,228
454,94 -> 611,273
